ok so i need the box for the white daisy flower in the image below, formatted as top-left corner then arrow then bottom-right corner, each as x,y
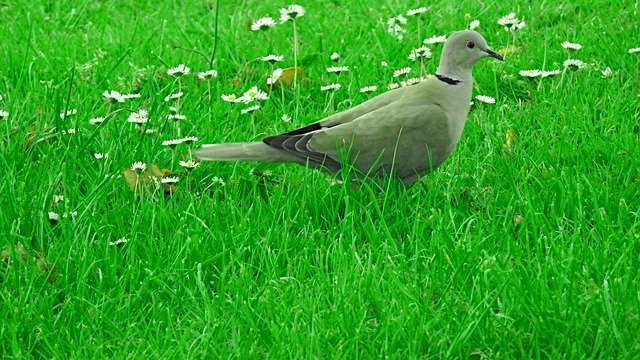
60,109 -> 77,119
541,69 -> 561,77
121,93 -> 141,100
179,159 -> 200,169
161,138 -> 184,146
261,54 -> 284,63
48,211 -> 60,222
241,104 -> 261,114
267,68 -> 284,85
393,67 -> 412,78
211,176 -> 226,186
109,237 -> 128,246
519,69 -> 543,78
600,67 -> 613,78
330,52 -> 340,62
469,20 -> 480,30
167,114 -> 187,121
400,77 -> 421,87
628,47 -> 640,54
281,114 -> 292,122
167,64 -> 190,76
145,128 -> 158,134
387,15 -> 408,26
240,86 -> 269,103
160,176 -> 179,184
127,109 -> 148,124
497,12 -> 525,31
0,110 -> 8,120
359,86 -> 377,93
387,24 -> 407,40
131,161 -> 147,172
561,41 -> 582,51
320,83 -> 341,91
103,90 -> 125,103
327,66 -> 349,74
423,35 -> 446,44
388,83 -> 400,90
475,95 -> 496,104
406,7 -> 427,16
180,136 -> 198,144
169,106 -> 179,113
279,4 -> 305,23
94,153 -> 108,159
197,69 -> 218,80
221,94 -> 241,103
408,46 -> 432,61
164,92 -> 184,102
380,61 -> 389,67
0,94 -> 3,101
563,59 -> 586,70
251,16 -> 276,31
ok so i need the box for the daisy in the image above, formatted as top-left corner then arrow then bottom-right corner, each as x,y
601,67 -> 613,78
408,46 -> 432,61
561,41 -> 582,51
127,109 -> 148,124
211,177 -> 226,186
393,67 -> 412,78
179,159 -> 200,169
167,64 -> 190,76
541,69 -> 561,77
103,90 -> 125,103
423,35 -> 446,44
267,68 -> 284,85
401,77 -> 421,87
180,136 -> 198,144
241,104 -> 261,114
164,92 -> 184,102
167,114 -> 187,121
469,20 -> 480,30
320,83 -> 341,91
161,138 -> 184,146
475,95 -> 496,104
388,83 -> 400,90
380,61 -> 389,67
251,17 -> 276,31
563,59 -> 586,70
327,66 -> 349,74
145,128 -> 158,134
0,110 -> 8,120
121,93 -> 141,100
109,237 -> 128,246
48,211 -> 60,222
406,7 -> 427,16
519,69 -> 543,78
330,52 -> 340,62
0,94 -> 3,101
279,4 -> 305,23
261,54 -> 284,63
497,12 -> 526,31
197,69 -> 218,80
169,106 -> 179,113
240,86 -> 269,103
93,153 -> 108,159
387,15 -> 408,26
60,109 -> 77,119
221,94 -> 241,103
160,176 -> 179,184
281,114 -> 292,122
131,161 -> 147,172
628,47 -> 640,54
359,86 -> 377,93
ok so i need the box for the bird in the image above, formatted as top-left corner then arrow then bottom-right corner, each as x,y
195,30 -> 503,187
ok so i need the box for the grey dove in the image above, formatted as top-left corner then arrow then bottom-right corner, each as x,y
195,30 -> 503,187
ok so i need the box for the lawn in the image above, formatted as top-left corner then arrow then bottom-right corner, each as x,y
1,0 -> 639,358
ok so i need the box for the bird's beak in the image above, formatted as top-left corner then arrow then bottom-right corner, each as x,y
483,49 -> 504,61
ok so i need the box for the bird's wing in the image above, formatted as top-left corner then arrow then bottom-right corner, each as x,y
264,98 -> 451,178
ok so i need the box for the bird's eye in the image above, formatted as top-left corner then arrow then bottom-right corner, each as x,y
466,41 -> 476,49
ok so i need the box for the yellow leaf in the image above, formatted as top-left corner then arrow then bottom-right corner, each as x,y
498,45 -> 519,57
267,66 -> 303,88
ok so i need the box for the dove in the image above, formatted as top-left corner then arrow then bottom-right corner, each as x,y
195,30 -> 503,187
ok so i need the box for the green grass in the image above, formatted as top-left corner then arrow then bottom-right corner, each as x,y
1,0 -> 639,358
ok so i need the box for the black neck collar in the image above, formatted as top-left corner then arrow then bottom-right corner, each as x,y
436,74 -> 461,85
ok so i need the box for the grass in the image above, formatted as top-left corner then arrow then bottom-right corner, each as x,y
1,0 -> 639,358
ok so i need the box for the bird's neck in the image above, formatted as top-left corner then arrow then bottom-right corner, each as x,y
436,53 -> 473,84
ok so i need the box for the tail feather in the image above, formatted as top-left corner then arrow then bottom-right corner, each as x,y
194,142 -> 301,163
